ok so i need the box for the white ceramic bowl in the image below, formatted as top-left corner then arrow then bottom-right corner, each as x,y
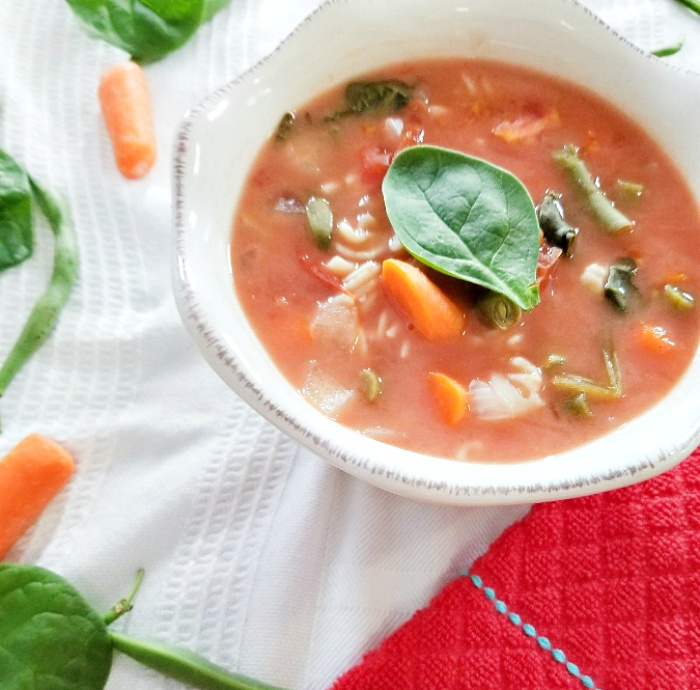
173,0 -> 700,505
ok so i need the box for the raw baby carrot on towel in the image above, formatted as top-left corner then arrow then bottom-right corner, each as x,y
0,434 -> 75,559
381,258 -> 465,340
98,61 -> 156,179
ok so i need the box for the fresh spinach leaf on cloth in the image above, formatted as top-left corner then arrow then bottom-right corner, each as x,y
0,151 -> 34,271
64,0 -> 231,63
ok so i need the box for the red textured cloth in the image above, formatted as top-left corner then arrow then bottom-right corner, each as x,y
331,447 -> 700,690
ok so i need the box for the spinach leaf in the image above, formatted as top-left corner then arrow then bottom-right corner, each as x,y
0,563 -> 290,690
326,80 -> 413,121
64,0 -> 231,63
0,564 -> 112,690
382,145 -> 540,311
0,150 -> 34,271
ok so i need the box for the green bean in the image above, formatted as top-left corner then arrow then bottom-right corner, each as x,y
359,367 -> 382,402
664,283 -> 695,311
554,144 -> 634,233
551,347 -> 622,401
110,631 -> 291,690
537,192 -> 578,257
476,291 -> 521,330
0,178 -> 78,399
305,196 -> 333,250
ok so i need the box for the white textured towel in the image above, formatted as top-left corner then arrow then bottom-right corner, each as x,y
1,1 -> 699,688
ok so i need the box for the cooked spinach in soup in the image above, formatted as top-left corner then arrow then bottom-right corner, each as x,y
231,58 -> 700,462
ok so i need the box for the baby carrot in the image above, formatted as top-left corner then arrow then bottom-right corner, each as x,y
98,61 -> 156,179
382,258 -> 465,340
428,372 -> 468,426
0,434 -> 75,559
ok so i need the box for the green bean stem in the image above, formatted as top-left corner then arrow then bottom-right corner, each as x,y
0,178 -> 78,397
554,145 -> 633,233
109,631 -> 291,690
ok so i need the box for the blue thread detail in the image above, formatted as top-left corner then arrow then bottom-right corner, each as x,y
566,662 -> 580,677
466,571 -> 599,690
508,612 -> 522,626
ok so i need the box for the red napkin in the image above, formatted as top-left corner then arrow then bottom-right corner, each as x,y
331,447 -> 700,690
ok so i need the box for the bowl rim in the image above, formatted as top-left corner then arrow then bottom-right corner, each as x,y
172,0 -> 700,505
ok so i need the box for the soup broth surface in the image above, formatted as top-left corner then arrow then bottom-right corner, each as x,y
231,58 -> 700,462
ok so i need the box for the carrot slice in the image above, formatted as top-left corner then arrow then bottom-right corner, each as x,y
428,372 -> 468,426
98,61 -> 156,179
0,434 -> 75,559
637,323 -> 676,354
381,258 -> 465,340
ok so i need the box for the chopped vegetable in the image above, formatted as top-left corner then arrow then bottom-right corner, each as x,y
0,434 -> 75,559
564,392 -> 593,418
428,372 -> 468,425
551,346 -> 622,401
382,145 -> 540,311
326,79 -> 413,121
0,179 -> 79,406
537,192 -> 577,257
305,196 -> 334,250
604,257 -> 639,312
475,291 -> 522,330
492,110 -> 559,142
359,368 -> 382,402
98,61 -> 156,179
360,146 -> 394,184
381,259 -> 465,340
637,323 -> 676,354
664,283 -> 695,311
616,179 -> 645,197
275,112 -> 296,141
554,144 -> 634,233
536,243 -> 563,288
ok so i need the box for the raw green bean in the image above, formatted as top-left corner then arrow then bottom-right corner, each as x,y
110,632 -> 291,690
0,178 -> 78,399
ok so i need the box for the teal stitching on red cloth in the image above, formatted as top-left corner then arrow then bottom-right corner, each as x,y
465,571 -> 599,690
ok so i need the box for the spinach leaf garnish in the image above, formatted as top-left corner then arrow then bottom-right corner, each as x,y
326,79 -> 413,121
0,151 -> 34,271
0,564 -> 112,689
0,563 -> 289,690
63,0 -> 231,63
382,145 -> 540,311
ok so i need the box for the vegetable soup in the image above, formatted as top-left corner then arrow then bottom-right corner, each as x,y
231,58 -> 700,462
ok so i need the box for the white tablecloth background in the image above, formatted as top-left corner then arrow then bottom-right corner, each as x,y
1,1 -> 699,688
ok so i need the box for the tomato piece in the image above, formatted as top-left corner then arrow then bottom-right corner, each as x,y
360,146 -> 394,184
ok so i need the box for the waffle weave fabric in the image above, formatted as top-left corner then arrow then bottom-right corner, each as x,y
331,446 -> 700,690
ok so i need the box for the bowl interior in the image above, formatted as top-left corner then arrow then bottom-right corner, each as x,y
173,0 -> 700,504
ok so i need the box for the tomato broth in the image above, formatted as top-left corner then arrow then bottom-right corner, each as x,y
231,58 -> 700,462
